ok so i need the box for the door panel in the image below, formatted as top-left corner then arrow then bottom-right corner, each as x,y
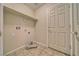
48,4 -> 70,54
58,13 -> 65,27
48,8 -> 56,28
48,28 -> 56,48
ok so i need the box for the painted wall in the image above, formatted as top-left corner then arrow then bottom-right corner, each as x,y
35,4 -> 55,47
3,9 -> 35,55
3,3 -> 36,19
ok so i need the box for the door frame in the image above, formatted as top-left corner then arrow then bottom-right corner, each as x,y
70,3 -> 73,56
67,3 -> 75,56
70,3 -> 79,56
72,3 -> 79,56
0,3 -> 3,56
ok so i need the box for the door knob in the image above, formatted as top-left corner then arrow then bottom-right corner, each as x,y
74,32 -> 78,35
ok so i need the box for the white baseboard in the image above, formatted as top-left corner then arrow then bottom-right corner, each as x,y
5,45 -> 25,56
33,41 -> 48,48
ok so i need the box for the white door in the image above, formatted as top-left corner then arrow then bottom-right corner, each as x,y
48,4 -> 71,55
0,4 -> 3,56
73,3 -> 79,56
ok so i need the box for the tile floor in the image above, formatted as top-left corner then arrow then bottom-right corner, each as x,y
7,46 -> 66,56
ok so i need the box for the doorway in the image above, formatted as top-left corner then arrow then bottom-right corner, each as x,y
48,4 -> 71,55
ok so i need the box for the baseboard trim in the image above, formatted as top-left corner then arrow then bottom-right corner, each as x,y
5,45 -> 25,56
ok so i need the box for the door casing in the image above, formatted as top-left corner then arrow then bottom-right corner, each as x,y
0,4 -> 3,56
72,3 -> 79,56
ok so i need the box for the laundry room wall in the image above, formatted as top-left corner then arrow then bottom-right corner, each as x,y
3,8 -> 36,55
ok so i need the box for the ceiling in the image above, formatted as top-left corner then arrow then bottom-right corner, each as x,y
24,3 -> 45,10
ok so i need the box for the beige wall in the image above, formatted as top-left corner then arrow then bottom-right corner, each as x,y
3,9 -> 35,55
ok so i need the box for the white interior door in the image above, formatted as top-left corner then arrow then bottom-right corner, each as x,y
48,4 -> 71,55
0,4 -> 3,56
